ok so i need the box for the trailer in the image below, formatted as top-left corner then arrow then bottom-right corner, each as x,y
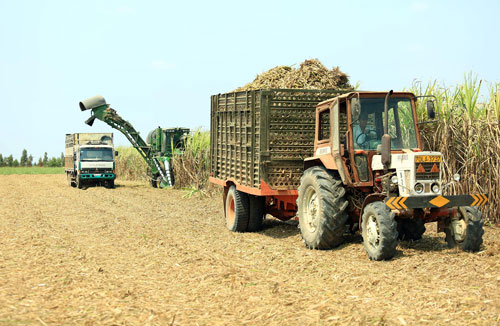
209,89 -> 345,225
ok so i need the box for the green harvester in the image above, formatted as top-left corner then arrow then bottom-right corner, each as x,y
79,95 -> 189,188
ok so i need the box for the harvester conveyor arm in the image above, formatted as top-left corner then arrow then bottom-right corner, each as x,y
79,95 -> 172,186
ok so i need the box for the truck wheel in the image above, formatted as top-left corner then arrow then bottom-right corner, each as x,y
67,172 -> 76,187
225,185 -> 249,232
444,207 -> 484,252
76,176 -> 83,189
398,219 -> 426,241
297,167 -> 348,249
105,180 -> 115,189
247,195 -> 265,232
362,201 -> 398,260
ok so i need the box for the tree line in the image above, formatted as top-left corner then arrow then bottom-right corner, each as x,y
0,149 -> 65,167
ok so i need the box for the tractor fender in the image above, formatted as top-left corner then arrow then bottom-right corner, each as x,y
304,154 -> 348,184
359,194 -> 387,227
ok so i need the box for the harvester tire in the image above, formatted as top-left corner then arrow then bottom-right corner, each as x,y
247,195 -> 265,232
225,185 -> 249,232
398,219 -> 426,241
445,206 -> 484,252
362,201 -> 398,260
297,166 -> 348,249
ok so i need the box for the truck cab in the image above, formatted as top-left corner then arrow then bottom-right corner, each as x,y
65,133 -> 116,189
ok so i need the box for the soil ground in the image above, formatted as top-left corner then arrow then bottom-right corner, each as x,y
1,175 -> 499,326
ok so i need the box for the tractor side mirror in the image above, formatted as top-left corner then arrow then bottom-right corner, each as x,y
115,151 -> 119,157
426,100 -> 436,119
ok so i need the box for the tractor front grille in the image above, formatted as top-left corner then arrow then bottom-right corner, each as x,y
415,162 -> 440,180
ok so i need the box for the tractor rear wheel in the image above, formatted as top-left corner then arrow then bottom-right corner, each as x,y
247,195 -> 265,232
362,201 -> 398,260
297,167 -> 348,249
398,218 -> 426,241
225,185 -> 249,232
445,206 -> 484,252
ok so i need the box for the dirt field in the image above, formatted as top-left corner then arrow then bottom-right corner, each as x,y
1,175 -> 499,326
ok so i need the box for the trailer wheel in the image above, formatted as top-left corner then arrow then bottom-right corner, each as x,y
225,185 -> 249,232
362,201 -> 398,260
445,207 -> 484,252
247,195 -> 265,232
398,218 -> 426,241
297,167 -> 348,249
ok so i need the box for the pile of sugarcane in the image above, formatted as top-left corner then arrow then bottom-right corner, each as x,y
234,59 -> 351,91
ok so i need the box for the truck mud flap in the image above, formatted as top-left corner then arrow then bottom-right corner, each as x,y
385,194 -> 488,209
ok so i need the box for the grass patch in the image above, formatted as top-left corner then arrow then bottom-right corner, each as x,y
0,167 -> 65,175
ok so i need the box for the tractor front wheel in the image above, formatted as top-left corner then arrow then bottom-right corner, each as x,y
444,206 -> 484,252
361,201 -> 398,260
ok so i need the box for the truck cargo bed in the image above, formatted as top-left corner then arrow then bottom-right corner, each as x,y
210,89 -> 345,191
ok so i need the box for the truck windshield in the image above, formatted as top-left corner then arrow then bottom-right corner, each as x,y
80,147 -> 113,161
353,97 -> 418,150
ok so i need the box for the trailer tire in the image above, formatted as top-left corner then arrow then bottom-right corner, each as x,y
445,206 -> 484,252
225,185 -> 249,232
297,167 -> 348,249
247,195 -> 265,232
398,218 -> 426,241
362,201 -> 398,260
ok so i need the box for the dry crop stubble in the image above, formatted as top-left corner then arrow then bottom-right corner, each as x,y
1,174 -> 500,325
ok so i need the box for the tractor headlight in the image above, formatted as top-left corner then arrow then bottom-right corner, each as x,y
414,183 -> 424,194
453,173 -> 461,182
391,176 -> 398,184
431,183 -> 440,193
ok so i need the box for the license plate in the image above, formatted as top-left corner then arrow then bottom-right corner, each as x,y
94,174 -> 101,177
415,155 -> 441,163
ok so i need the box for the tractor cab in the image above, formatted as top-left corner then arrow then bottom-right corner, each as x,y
311,91 -> 424,188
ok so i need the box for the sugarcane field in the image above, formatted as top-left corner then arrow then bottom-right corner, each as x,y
2,2 -> 500,326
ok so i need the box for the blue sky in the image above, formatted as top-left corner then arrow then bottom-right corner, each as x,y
1,0 -> 499,160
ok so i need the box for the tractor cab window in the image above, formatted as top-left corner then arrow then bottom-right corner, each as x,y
318,110 -> 330,141
353,97 -> 418,150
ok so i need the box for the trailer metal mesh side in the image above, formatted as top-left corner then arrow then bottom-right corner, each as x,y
211,89 -> 345,191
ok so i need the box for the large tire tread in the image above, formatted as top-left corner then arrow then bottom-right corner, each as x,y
297,167 -> 349,250
225,186 -> 249,232
247,195 -> 265,232
362,201 -> 398,261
